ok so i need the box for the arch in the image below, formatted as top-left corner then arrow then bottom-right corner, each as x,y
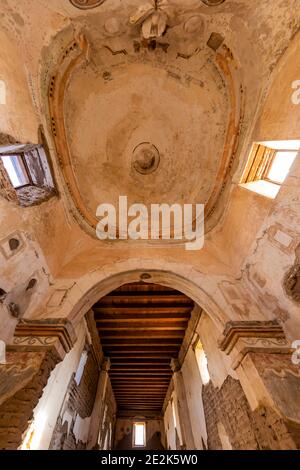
56,258 -> 232,331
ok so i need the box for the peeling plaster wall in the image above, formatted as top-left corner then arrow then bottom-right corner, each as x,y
181,348 -> 207,449
165,311 -> 300,451
164,312 -> 233,450
22,320 -> 87,450
234,32 -> 300,340
0,226 -> 53,344
202,376 -> 298,450
164,400 -> 177,450
197,313 -> 237,389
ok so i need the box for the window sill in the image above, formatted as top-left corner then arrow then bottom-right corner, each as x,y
17,185 -> 56,207
239,180 -> 280,199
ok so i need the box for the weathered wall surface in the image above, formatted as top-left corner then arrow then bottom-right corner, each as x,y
181,348 -> 207,449
230,31 -> 300,341
164,400 -> 178,450
196,313 -> 237,388
31,321 -> 87,450
0,224 -> 55,345
0,29 -> 38,143
0,349 -> 57,450
202,376 -> 298,450
114,418 -> 165,451
49,346 -> 99,450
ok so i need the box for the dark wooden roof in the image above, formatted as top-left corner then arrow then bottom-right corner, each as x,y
93,282 -> 194,417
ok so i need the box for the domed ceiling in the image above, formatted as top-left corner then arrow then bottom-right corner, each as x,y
40,0 -> 299,238
65,54 -> 228,212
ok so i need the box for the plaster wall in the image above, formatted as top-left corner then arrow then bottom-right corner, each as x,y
22,319 -> 87,450
164,401 -> 177,450
181,348 -> 207,449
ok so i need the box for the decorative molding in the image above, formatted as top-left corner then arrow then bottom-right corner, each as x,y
220,320 -> 286,352
0,231 -> 24,260
46,24 -> 242,238
219,320 -> 291,370
13,336 -> 58,347
48,34 -> 97,234
11,319 -> 77,361
201,0 -> 226,5
69,0 -> 106,10
266,367 -> 300,379
267,223 -> 300,255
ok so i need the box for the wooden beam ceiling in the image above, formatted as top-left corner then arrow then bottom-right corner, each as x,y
93,282 -> 194,416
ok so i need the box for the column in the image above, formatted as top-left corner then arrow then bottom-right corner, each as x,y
87,357 -> 111,449
0,319 -> 76,449
170,358 -> 196,450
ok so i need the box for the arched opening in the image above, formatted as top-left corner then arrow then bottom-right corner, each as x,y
65,265 -> 230,331
93,282 -> 194,422
1,264 -> 299,451
90,280 -> 199,450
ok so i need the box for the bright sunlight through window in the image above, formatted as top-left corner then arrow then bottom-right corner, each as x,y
133,422 -> 146,447
267,151 -> 297,184
240,140 -> 299,199
1,155 -> 29,188
195,341 -> 210,385
171,399 -> 177,429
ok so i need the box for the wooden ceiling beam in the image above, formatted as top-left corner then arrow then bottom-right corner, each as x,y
114,384 -> 168,388
111,382 -> 170,386
111,361 -> 170,366
95,313 -> 190,321
97,324 -> 187,331
96,294 -> 192,304
99,331 -> 185,338
111,364 -> 170,368
93,282 -> 193,414
118,407 -> 163,411
100,337 -> 181,343
113,390 -> 168,394
110,373 -> 172,378
94,307 -> 191,315
107,354 -> 174,359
